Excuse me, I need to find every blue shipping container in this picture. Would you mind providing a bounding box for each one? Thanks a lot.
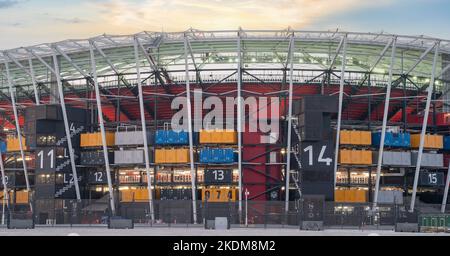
[372,132,410,148]
[0,141,6,153]
[444,136,450,150]
[200,148,236,164]
[155,130,189,145]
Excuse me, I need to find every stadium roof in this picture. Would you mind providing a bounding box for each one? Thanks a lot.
[1,29,450,93]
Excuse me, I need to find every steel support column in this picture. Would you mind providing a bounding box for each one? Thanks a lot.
[373,37,397,209]
[184,35,198,224]
[134,37,155,223]
[52,53,81,200]
[89,41,116,215]
[410,42,440,212]
[3,60,31,192]
[237,31,243,216]
[28,58,40,105]
[0,150,9,225]
[442,164,450,213]
[285,33,295,213]
[333,34,348,188]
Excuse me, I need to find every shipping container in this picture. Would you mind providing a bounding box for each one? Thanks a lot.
[372,132,411,148]
[444,136,450,150]
[340,130,371,146]
[199,130,237,144]
[114,150,149,165]
[411,134,443,149]
[155,130,189,145]
[0,140,6,153]
[334,189,367,203]
[199,148,236,164]
[372,151,412,166]
[154,148,190,164]
[115,129,154,146]
[15,190,29,204]
[374,190,404,204]
[410,152,444,167]
[80,132,115,147]
[80,151,115,165]
[339,149,372,165]
[6,137,27,152]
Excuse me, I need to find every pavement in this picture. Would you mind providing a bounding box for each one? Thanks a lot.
[0,227,449,236]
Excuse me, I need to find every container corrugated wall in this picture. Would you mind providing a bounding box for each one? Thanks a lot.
[410,152,444,167]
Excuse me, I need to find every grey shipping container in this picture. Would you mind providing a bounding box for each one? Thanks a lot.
[410,152,444,167]
[373,151,412,166]
[374,191,403,204]
[114,149,153,165]
[115,130,154,146]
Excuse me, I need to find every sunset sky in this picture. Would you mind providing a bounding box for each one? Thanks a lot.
[0,0,449,49]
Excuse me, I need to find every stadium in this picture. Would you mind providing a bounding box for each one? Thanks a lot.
[0,29,449,231]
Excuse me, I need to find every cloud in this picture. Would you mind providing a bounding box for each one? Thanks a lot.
[53,17,89,24]
[0,0,18,8]
[87,0,394,32]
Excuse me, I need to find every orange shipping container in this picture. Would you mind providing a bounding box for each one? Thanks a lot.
[154,149,190,164]
[334,190,346,202]
[120,190,135,202]
[411,134,443,149]
[335,189,367,203]
[340,131,371,146]
[354,190,367,203]
[15,190,29,204]
[200,130,237,144]
[339,150,352,164]
[6,137,27,152]
[155,149,166,164]
[81,132,115,147]
[340,131,352,145]
[176,148,190,163]
[360,150,373,165]
[221,130,238,144]
[339,149,372,165]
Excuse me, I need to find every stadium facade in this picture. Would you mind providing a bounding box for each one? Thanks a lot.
[0,29,449,227]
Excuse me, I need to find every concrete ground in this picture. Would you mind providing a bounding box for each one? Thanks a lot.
[0,227,448,236]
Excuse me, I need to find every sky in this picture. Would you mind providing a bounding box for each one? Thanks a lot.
[0,0,449,50]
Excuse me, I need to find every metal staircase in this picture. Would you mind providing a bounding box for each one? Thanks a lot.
[56,125,85,146]
[290,119,303,210]
[55,176,82,198]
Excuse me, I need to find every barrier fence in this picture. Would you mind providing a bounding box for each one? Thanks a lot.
[1,199,449,230]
